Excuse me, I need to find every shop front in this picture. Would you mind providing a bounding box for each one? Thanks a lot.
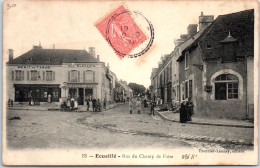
[67,83,98,105]
[14,84,61,102]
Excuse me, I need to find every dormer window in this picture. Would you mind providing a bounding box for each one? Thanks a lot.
[46,58,50,62]
[206,44,212,49]
[28,58,32,62]
[220,31,238,62]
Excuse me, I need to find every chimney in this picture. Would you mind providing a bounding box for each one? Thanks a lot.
[8,49,13,63]
[180,34,188,41]
[187,24,198,38]
[107,63,110,69]
[97,55,100,61]
[199,11,214,31]
[88,47,96,58]
[174,39,184,47]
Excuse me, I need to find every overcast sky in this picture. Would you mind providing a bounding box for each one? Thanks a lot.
[3,0,256,88]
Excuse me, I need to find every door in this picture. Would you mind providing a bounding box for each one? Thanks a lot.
[78,88,84,105]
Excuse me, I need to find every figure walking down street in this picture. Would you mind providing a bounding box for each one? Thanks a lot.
[86,98,90,111]
[96,99,101,112]
[150,100,156,116]
[129,99,133,114]
[180,102,187,123]
[186,98,194,121]
[136,98,141,114]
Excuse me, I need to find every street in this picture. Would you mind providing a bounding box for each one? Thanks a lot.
[6,103,254,150]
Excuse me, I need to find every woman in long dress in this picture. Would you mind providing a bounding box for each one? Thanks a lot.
[180,102,187,123]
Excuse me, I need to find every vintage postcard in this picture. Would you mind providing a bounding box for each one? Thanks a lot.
[2,0,259,166]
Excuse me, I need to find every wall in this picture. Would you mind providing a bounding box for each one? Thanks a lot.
[247,56,254,119]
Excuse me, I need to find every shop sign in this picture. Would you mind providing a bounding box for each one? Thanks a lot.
[68,64,96,68]
[67,83,97,88]
[17,66,50,69]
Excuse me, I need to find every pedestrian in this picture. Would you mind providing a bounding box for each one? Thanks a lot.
[144,99,147,108]
[103,98,106,109]
[97,99,101,112]
[179,101,187,123]
[8,99,11,107]
[10,99,13,107]
[67,96,71,109]
[74,97,78,109]
[186,97,194,121]
[129,99,133,114]
[150,100,156,116]
[92,98,97,112]
[48,94,51,103]
[136,98,141,114]
[86,98,90,111]
[71,97,75,110]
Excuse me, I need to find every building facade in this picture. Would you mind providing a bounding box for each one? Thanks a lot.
[7,46,116,106]
[151,9,254,119]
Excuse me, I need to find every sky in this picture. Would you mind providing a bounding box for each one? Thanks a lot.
[3,0,257,88]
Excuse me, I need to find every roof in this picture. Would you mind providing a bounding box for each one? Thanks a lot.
[8,47,100,65]
[179,9,254,61]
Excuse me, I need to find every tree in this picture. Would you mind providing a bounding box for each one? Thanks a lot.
[128,83,146,96]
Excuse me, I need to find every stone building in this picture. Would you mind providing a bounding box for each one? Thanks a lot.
[6,46,116,105]
[150,9,254,119]
[177,9,254,119]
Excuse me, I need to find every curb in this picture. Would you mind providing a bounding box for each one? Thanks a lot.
[155,110,254,128]
[155,111,253,146]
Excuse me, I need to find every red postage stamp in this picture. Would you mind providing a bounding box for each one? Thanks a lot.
[95,5,148,58]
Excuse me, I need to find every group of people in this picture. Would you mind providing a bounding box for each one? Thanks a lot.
[179,98,194,123]
[8,99,14,107]
[85,98,102,112]
[66,96,78,110]
[129,98,142,114]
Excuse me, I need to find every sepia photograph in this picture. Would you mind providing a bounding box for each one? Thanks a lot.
[2,0,258,166]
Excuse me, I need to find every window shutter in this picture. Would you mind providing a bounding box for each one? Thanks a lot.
[68,71,70,82]
[93,71,95,82]
[27,71,30,81]
[53,71,55,81]
[83,71,85,82]
[11,71,14,81]
[78,71,80,82]
[21,71,24,81]
[42,71,45,81]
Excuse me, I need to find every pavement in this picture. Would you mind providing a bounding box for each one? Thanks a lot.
[7,102,125,112]
[6,102,254,149]
[155,110,254,128]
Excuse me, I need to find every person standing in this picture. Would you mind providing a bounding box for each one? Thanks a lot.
[129,99,133,114]
[92,98,97,112]
[71,97,75,110]
[136,98,141,114]
[150,100,156,116]
[86,98,90,111]
[103,98,106,109]
[144,99,147,108]
[179,102,187,123]
[48,94,51,103]
[186,98,194,121]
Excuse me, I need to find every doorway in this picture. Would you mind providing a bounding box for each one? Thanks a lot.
[78,88,84,105]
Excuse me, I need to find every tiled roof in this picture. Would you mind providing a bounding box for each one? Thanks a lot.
[8,48,100,65]
[181,9,254,60]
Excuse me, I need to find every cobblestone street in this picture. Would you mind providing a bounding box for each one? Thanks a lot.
[6,103,254,151]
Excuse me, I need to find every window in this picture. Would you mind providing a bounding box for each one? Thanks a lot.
[15,70,24,81]
[46,71,53,81]
[207,44,212,49]
[189,80,192,98]
[215,74,238,100]
[30,70,37,81]
[12,71,14,81]
[85,70,93,82]
[185,81,188,99]
[71,70,78,82]
[185,52,189,70]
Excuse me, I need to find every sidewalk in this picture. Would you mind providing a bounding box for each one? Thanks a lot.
[156,110,254,128]
[7,102,125,112]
